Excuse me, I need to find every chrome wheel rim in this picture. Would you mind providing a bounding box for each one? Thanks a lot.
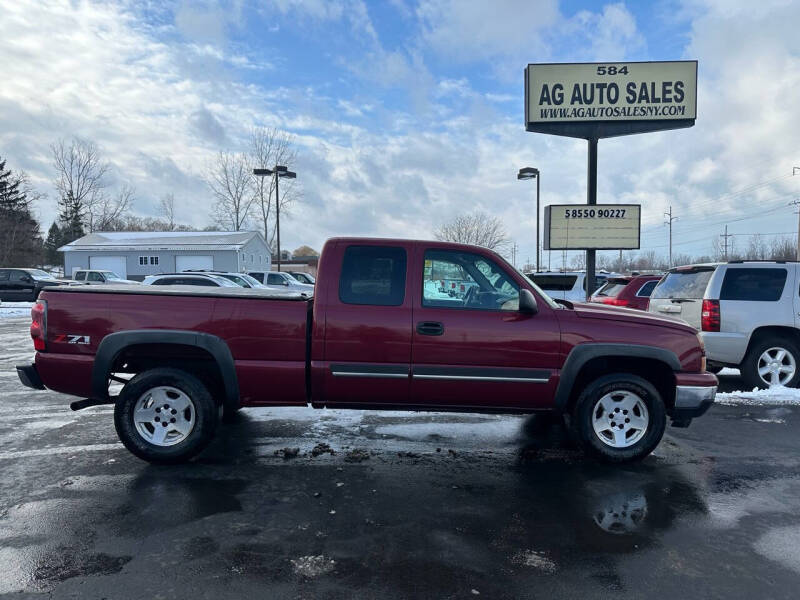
[591,390,649,448]
[133,386,196,447]
[757,347,796,387]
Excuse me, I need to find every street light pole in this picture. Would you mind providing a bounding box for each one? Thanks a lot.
[518,167,540,272]
[253,165,296,273]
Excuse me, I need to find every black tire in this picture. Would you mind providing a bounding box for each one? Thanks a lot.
[740,338,800,390]
[114,368,219,464]
[572,373,666,463]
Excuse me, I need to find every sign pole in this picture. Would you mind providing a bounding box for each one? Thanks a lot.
[586,137,598,300]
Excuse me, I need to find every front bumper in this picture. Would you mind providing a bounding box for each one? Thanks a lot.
[671,384,716,425]
[16,364,45,390]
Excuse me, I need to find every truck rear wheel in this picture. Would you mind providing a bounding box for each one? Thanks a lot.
[114,368,219,464]
[572,374,666,463]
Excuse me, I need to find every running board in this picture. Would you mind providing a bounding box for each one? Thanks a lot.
[70,398,116,411]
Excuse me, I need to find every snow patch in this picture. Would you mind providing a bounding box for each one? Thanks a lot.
[0,302,33,319]
[290,555,335,577]
[754,526,800,574]
[716,386,800,406]
[511,550,557,573]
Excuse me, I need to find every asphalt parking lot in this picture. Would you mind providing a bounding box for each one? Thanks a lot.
[2,316,800,599]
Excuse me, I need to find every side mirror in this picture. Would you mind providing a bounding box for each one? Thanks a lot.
[519,289,538,315]
[283,281,289,286]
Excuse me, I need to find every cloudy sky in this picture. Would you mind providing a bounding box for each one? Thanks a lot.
[1,0,798,266]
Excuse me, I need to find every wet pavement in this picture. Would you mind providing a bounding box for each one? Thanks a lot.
[2,317,800,599]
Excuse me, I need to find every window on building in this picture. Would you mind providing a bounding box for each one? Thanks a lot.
[339,245,407,306]
[150,256,159,266]
[139,256,147,266]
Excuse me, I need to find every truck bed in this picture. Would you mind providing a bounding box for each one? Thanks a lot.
[36,285,312,406]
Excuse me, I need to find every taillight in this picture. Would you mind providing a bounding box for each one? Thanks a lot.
[602,297,630,307]
[30,300,47,351]
[701,299,720,332]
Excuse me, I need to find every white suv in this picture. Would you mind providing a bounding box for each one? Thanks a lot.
[526,271,611,302]
[648,261,800,389]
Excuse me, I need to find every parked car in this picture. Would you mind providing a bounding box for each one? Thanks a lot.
[17,237,716,464]
[0,268,66,301]
[648,261,800,388]
[288,271,315,285]
[142,273,240,287]
[249,270,314,295]
[74,270,140,285]
[526,271,610,302]
[591,275,663,310]
[180,270,267,289]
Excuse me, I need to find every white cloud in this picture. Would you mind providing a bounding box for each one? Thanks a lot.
[417,0,559,62]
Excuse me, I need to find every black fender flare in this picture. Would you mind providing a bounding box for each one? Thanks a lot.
[92,330,239,412]
[554,343,681,411]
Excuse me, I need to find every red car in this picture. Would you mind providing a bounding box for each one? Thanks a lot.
[16,238,715,464]
[591,275,663,310]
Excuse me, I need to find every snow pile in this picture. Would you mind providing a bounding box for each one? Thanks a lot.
[0,302,32,318]
[716,386,800,406]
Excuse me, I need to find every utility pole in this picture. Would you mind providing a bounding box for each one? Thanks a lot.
[791,199,800,260]
[511,242,518,266]
[664,205,677,268]
[720,225,733,260]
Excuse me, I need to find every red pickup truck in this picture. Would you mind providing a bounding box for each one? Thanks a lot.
[16,238,717,464]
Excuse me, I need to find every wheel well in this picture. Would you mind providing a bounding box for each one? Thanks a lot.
[111,343,225,405]
[566,356,675,414]
[746,326,800,355]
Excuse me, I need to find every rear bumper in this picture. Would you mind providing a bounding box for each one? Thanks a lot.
[16,364,45,390]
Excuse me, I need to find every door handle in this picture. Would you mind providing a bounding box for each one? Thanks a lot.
[417,321,444,336]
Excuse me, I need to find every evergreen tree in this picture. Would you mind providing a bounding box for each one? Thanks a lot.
[44,222,62,266]
[0,157,25,212]
[0,156,43,267]
[57,192,86,244]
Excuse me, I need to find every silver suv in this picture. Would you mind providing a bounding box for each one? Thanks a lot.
[648,261,799,388]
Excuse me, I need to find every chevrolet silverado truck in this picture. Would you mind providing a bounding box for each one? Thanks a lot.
[16,238,717,464]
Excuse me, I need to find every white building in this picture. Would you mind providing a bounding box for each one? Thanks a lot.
[60,231,271,281]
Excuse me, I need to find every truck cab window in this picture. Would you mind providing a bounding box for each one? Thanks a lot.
[339,245,406,306]
[75,271,86,281]
[422,250,519,311]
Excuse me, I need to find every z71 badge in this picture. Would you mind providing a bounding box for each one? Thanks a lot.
[53,334,91,345]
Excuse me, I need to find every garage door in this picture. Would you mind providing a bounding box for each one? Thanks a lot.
[89,256,127,279]
[176,255,214,272]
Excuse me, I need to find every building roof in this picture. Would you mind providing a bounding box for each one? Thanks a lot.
[59,231,265,252]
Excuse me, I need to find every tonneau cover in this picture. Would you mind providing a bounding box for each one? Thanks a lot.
[44,284,311,301]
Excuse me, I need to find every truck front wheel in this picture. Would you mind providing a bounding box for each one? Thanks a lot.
[572,374,666,463]
[114,368,219,464]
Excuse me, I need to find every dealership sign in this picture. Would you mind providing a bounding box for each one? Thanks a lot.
[525,61,697,137]
[543,204,641,250]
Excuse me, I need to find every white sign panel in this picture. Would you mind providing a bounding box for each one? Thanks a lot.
[526,61,697,124]
[544,205,641,250]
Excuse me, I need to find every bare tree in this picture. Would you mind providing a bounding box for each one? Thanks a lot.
[51,138,111,232]
[159,193,176,231]
[434,212,510,251]
[207,151,254,231]
[93,184,135,231]
[250,127,299,247]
